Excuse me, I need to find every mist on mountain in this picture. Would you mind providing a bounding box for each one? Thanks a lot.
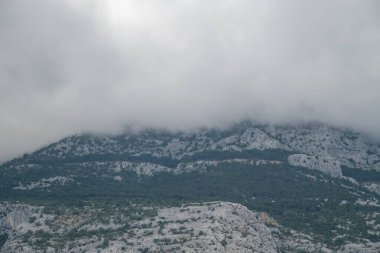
[1,0,380,162]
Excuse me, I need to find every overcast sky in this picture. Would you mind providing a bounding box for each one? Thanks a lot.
[1,0,380,162]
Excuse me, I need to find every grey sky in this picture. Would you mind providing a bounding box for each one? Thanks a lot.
[1,0,380,162]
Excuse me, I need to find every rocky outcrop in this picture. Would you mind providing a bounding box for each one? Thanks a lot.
[362,182,380,195]
[13,176,73,190]
[25,122,379,175]
[266,124,380,171]
[288,154,342,177]
[1,201,380,253]
[0,204,34,231]
[0,202,281,253]
[0,203,37,252]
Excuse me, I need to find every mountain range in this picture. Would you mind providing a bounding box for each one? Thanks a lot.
[1,121,380,252]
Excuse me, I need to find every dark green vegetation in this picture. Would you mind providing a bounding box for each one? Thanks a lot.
[0,234,8,249]
[0,149,292,201]
[1,149,380,248]
[342,166,380,182]
[5,149,292,169]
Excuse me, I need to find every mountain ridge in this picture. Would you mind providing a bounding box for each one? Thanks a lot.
[1,121,380,252]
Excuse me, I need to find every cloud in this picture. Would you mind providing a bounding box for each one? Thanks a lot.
[1,0,380,161]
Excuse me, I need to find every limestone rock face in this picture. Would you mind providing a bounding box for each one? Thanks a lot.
[2,201,378,253]
[362,182,380,195]
[1,122,380,252]
[0,204,34,231]
[288,154,342,177]
[0,202,281,253]
[30,123,379,172]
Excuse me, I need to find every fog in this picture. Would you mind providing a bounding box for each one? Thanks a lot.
[1,0,380,162]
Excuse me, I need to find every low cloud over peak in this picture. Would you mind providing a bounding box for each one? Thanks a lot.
[1,0,380,161]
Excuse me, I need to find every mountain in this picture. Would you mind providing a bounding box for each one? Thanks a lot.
[1,121,380,252]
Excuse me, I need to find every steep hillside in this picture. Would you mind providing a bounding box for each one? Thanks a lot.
[1,122,380,252]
